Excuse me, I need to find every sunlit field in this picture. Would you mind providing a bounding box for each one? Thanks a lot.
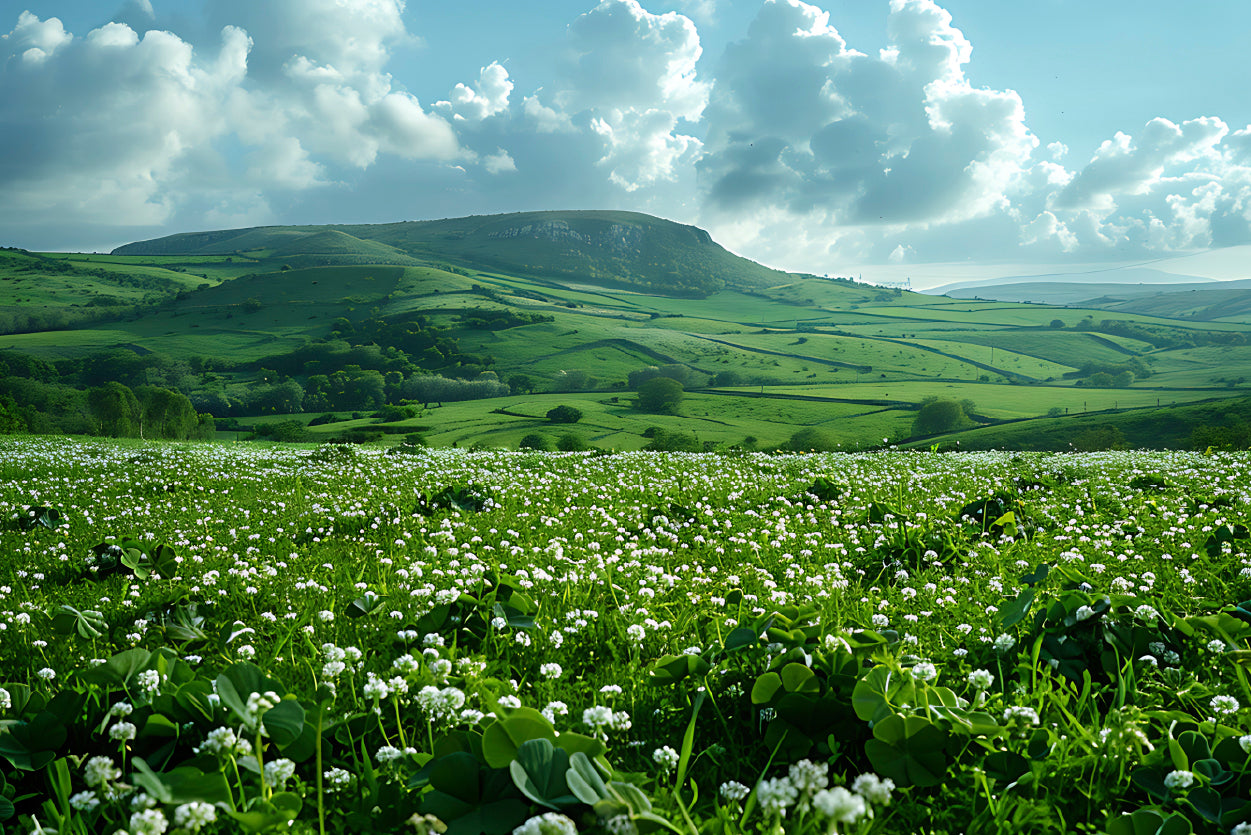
[2,438,1250,834]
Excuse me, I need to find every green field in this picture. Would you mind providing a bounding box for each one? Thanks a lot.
[5,210,1251,452]
[2,438,1251,833]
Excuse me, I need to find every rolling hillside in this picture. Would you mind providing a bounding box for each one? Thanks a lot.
[3,211,1251,451]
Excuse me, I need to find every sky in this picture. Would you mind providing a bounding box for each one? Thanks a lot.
[3,0,1251,285]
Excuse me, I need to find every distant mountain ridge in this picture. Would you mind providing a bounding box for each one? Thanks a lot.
[112,210,789,298]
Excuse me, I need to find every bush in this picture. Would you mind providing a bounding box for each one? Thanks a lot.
[636,377,684,414]
[556,432,589,452]
[645,428,701,452]
[307,413,342,427]
[546,405,583,424]
[913,399,973,436]
[519,433,551,451]
[786,427,838,452]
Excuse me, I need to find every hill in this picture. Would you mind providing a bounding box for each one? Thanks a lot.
[3,212,1251,451]
[113,210,792,298]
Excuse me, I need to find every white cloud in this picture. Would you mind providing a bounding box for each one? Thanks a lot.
[483,148,517,174]
[440,61,513,122]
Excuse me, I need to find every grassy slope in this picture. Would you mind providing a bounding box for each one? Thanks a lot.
[6,211,1251,449]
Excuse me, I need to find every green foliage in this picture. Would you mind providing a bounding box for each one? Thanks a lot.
[912,398,973,437]
[545,405,582,424]
[635,377,684,414]
[786,427,838,452]
[518,434,550,451]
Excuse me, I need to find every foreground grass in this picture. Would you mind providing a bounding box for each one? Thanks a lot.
[1,439,1250,834]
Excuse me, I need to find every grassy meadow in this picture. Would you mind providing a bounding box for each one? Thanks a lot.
[2,438,1251,834]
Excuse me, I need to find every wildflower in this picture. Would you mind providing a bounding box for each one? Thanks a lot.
[37,667,56,681]
[1211,695,1240,716]
[653,746,680,773]
[236,644,256,660]
[757,775,799,817]
[605,815,638,835]
[720,781,750,803]
[324,767,355,793]
[1074,605,1095,622]
[377,745,414,763]
[129,808,169,835]
[174,801,218,832]
[512,812,578,835]
[264,758,297,788]
[69,791,100,812]
[1209,639,1227,653]
[137,669,163,697]
[1002,705,1040,732]
[813,786,868,825]
[912,662,938,682]
[541,701,569,723]
[196,726,251,757]
[1234,823,1251,835]
[109,721,138,741]
[583,705,614,729]
[363,674,391,701]
[540,662,563,680]
[852,773,895,806]
[498,694,522,709]
[109,701,135,717]
[84,755,121,788]
[967,669,994,690]
[993,634,1015,653]
[318,610,335,622]
[1239,734,1251,754]
[0,687,10,711]
[626,624,646,644]
[1164,770,1195,791]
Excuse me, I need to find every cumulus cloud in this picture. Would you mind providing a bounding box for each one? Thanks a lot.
[696,0,1038,266]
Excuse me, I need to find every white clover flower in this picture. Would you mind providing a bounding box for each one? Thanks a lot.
[582,705,613,729]
[37,667,56,681]
[1240,734,1251,754]
[1233,822,1251,835]
[318,610,335,622]
[540,662,563,680]
[376,745,409,763]
[993,634,1016,653]
[0,687,11,712]
[129,808,169,835]
[196,726,250,757]
[1002,705,1040,729]
[512,812,578,835]
[109,721,137,741]
[541,701,569,723]
[626,624,646,644]
[967,669,994,690]
[912,662,938,682]
[323,767,354,793]
[174,801,217,832]
[323,660,347,679]
[498,694,522,709]
[788,759,828,795]
[756,775,799,817]
[264,758,296,788]
[1211,695,1240,716]
[813,786,867,824]
[1074,605,1096,622]
[363,674,391,701]
[69,790,100,812]
[136,670,164,698]
[109,701,134,718]
[84,755,121,788]
[1164,770,1195,791]
[236,644,256,660]
[852,773,895,806]
[392,654,422,674]
[653,746,680,772]
[720,781,750,803]
[871,614,889,628]
[1209,639,1227,653]
[605,814,638,835]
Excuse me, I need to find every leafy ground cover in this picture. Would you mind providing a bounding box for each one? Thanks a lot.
[2,439,1251,834]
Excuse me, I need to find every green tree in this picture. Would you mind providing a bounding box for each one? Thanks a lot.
[787,427,837,452]
[636,377,684,414]
[136,386,199,440]
[519,433,550,451]
[546,405,583,424]
[912,398,973,437]
[87,381,141,437]
[556,432,589,451]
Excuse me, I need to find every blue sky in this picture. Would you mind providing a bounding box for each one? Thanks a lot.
[4,0,1251,281]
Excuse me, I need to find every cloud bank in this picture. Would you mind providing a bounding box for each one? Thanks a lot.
[1,0,1250,266]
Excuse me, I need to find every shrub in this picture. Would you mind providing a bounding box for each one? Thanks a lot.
[645,428,701,452]
[786,427,838,452]
[556,432,589,452]
[636,377,684,414]
[545,405,583,424]
[913,398,973,436]
[519,433,551,451]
